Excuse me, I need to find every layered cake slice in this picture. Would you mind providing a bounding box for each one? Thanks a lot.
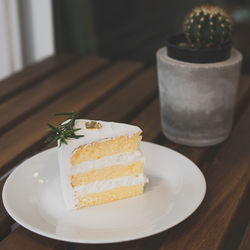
[58,119,148,209]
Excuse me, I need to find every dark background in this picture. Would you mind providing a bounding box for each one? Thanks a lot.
[52,0,250,73]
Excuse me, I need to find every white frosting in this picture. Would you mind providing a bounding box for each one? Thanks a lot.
[58,119,144,210]
[74,174,148,195]
[63,119,142,153]
[71,151,144,175]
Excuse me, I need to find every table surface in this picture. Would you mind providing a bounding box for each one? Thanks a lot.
[0,55,249,250]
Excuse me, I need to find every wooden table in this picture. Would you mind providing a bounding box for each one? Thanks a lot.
[0,55,249,250]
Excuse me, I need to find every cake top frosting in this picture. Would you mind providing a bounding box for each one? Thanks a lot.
[59,119,142,150]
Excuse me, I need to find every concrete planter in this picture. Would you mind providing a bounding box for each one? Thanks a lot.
[156,47,242,146]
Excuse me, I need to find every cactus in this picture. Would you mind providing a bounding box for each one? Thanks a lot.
[183,5,233,49]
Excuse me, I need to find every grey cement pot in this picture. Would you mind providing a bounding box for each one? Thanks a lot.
[156,47,242,147]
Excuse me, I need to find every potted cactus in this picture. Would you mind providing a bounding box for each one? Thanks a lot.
[156,5,242,146]
[167,5,233,63]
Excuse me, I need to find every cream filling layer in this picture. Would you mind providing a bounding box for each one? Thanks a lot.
[71,151,145,175]
[74,174,148,195]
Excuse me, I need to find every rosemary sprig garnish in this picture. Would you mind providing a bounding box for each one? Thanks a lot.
[45,112,84,147]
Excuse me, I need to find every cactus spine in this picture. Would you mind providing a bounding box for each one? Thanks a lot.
[183,5,233,49]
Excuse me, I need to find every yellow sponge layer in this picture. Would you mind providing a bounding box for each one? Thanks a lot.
[71,160,143,187]
[76,184,144,208]
[71,133,141,166]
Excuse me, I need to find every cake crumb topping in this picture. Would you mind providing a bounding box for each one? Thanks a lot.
[85,121,102,129]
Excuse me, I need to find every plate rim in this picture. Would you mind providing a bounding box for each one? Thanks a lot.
[2,141,206,244]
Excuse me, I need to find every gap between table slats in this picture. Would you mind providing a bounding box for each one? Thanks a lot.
[238,220,250,250]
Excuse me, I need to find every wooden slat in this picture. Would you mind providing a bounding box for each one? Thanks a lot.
[0,177,13,239]
[158,104,250,250]
[0,227,66,250]
[238,222,250,250]
[234,75,250,123]
[0,55,75,102]
[131,98,161,142]
[0,61,143,176]
[75,240,146,250]
[221,182,250,250]
[0,57,109,135]
[86,67,157,122]
[76,234,167,250]
[75,244,105,250]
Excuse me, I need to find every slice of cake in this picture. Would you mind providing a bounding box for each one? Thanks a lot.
[58,119,148,209]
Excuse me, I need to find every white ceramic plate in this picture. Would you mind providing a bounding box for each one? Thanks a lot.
[3,141,206,243]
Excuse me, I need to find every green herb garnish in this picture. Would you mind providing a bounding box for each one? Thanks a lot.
[45,112,84,146]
